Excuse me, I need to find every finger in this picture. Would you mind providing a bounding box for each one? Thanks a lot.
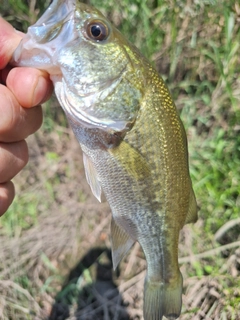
[0,140,28,183]
[6,67,53,108]
[0,64,11,85]
[0,17,22,69]
[0,181,15,216]
[0,85,43,142]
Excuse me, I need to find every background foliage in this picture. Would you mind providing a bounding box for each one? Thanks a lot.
[0,0,240,319]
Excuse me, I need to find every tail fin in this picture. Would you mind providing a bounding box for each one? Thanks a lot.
[144,272,183,320]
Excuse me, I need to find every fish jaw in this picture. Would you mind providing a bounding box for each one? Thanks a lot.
[12,0,77,74]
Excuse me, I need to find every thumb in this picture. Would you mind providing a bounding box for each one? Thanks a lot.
[0,17,22,69]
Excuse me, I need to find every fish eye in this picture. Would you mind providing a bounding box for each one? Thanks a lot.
[86,20,109,41]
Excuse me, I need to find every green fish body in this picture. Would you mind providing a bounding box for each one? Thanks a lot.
[12,1,197,319]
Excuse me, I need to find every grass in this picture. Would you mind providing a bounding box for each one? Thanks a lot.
[0,0,240,319]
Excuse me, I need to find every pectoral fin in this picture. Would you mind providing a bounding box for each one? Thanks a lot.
[83,152,102,202]
[111,218,135,270]
[185,188,198,224]
[109,140,150,181]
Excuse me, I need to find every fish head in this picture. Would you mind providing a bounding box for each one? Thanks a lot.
[12,0,145,133]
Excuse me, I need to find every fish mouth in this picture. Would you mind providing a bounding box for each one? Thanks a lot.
[11,0,77,71]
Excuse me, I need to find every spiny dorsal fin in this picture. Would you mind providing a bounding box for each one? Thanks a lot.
[185,188,198,224]
[111,218,135,270]
[83,152,102,202]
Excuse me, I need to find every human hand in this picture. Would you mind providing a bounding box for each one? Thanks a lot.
[0,17,53,216]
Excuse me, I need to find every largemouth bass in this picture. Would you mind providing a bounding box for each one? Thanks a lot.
[12,1,198,319]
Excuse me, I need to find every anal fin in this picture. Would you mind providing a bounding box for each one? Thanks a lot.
[111,218,135,270]
[83,152,102,202]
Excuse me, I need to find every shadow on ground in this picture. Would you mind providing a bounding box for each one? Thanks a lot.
[49,247,130,320]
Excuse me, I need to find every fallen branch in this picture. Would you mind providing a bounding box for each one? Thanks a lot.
[214,218,240,242]
[179,240,240,264]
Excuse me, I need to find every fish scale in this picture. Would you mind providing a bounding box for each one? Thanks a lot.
[12,1,197,319]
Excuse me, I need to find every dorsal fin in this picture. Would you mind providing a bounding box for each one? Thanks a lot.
[83,152,102,202]
[185,188,198,224]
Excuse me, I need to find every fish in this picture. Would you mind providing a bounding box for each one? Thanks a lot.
[12,1,198,319]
